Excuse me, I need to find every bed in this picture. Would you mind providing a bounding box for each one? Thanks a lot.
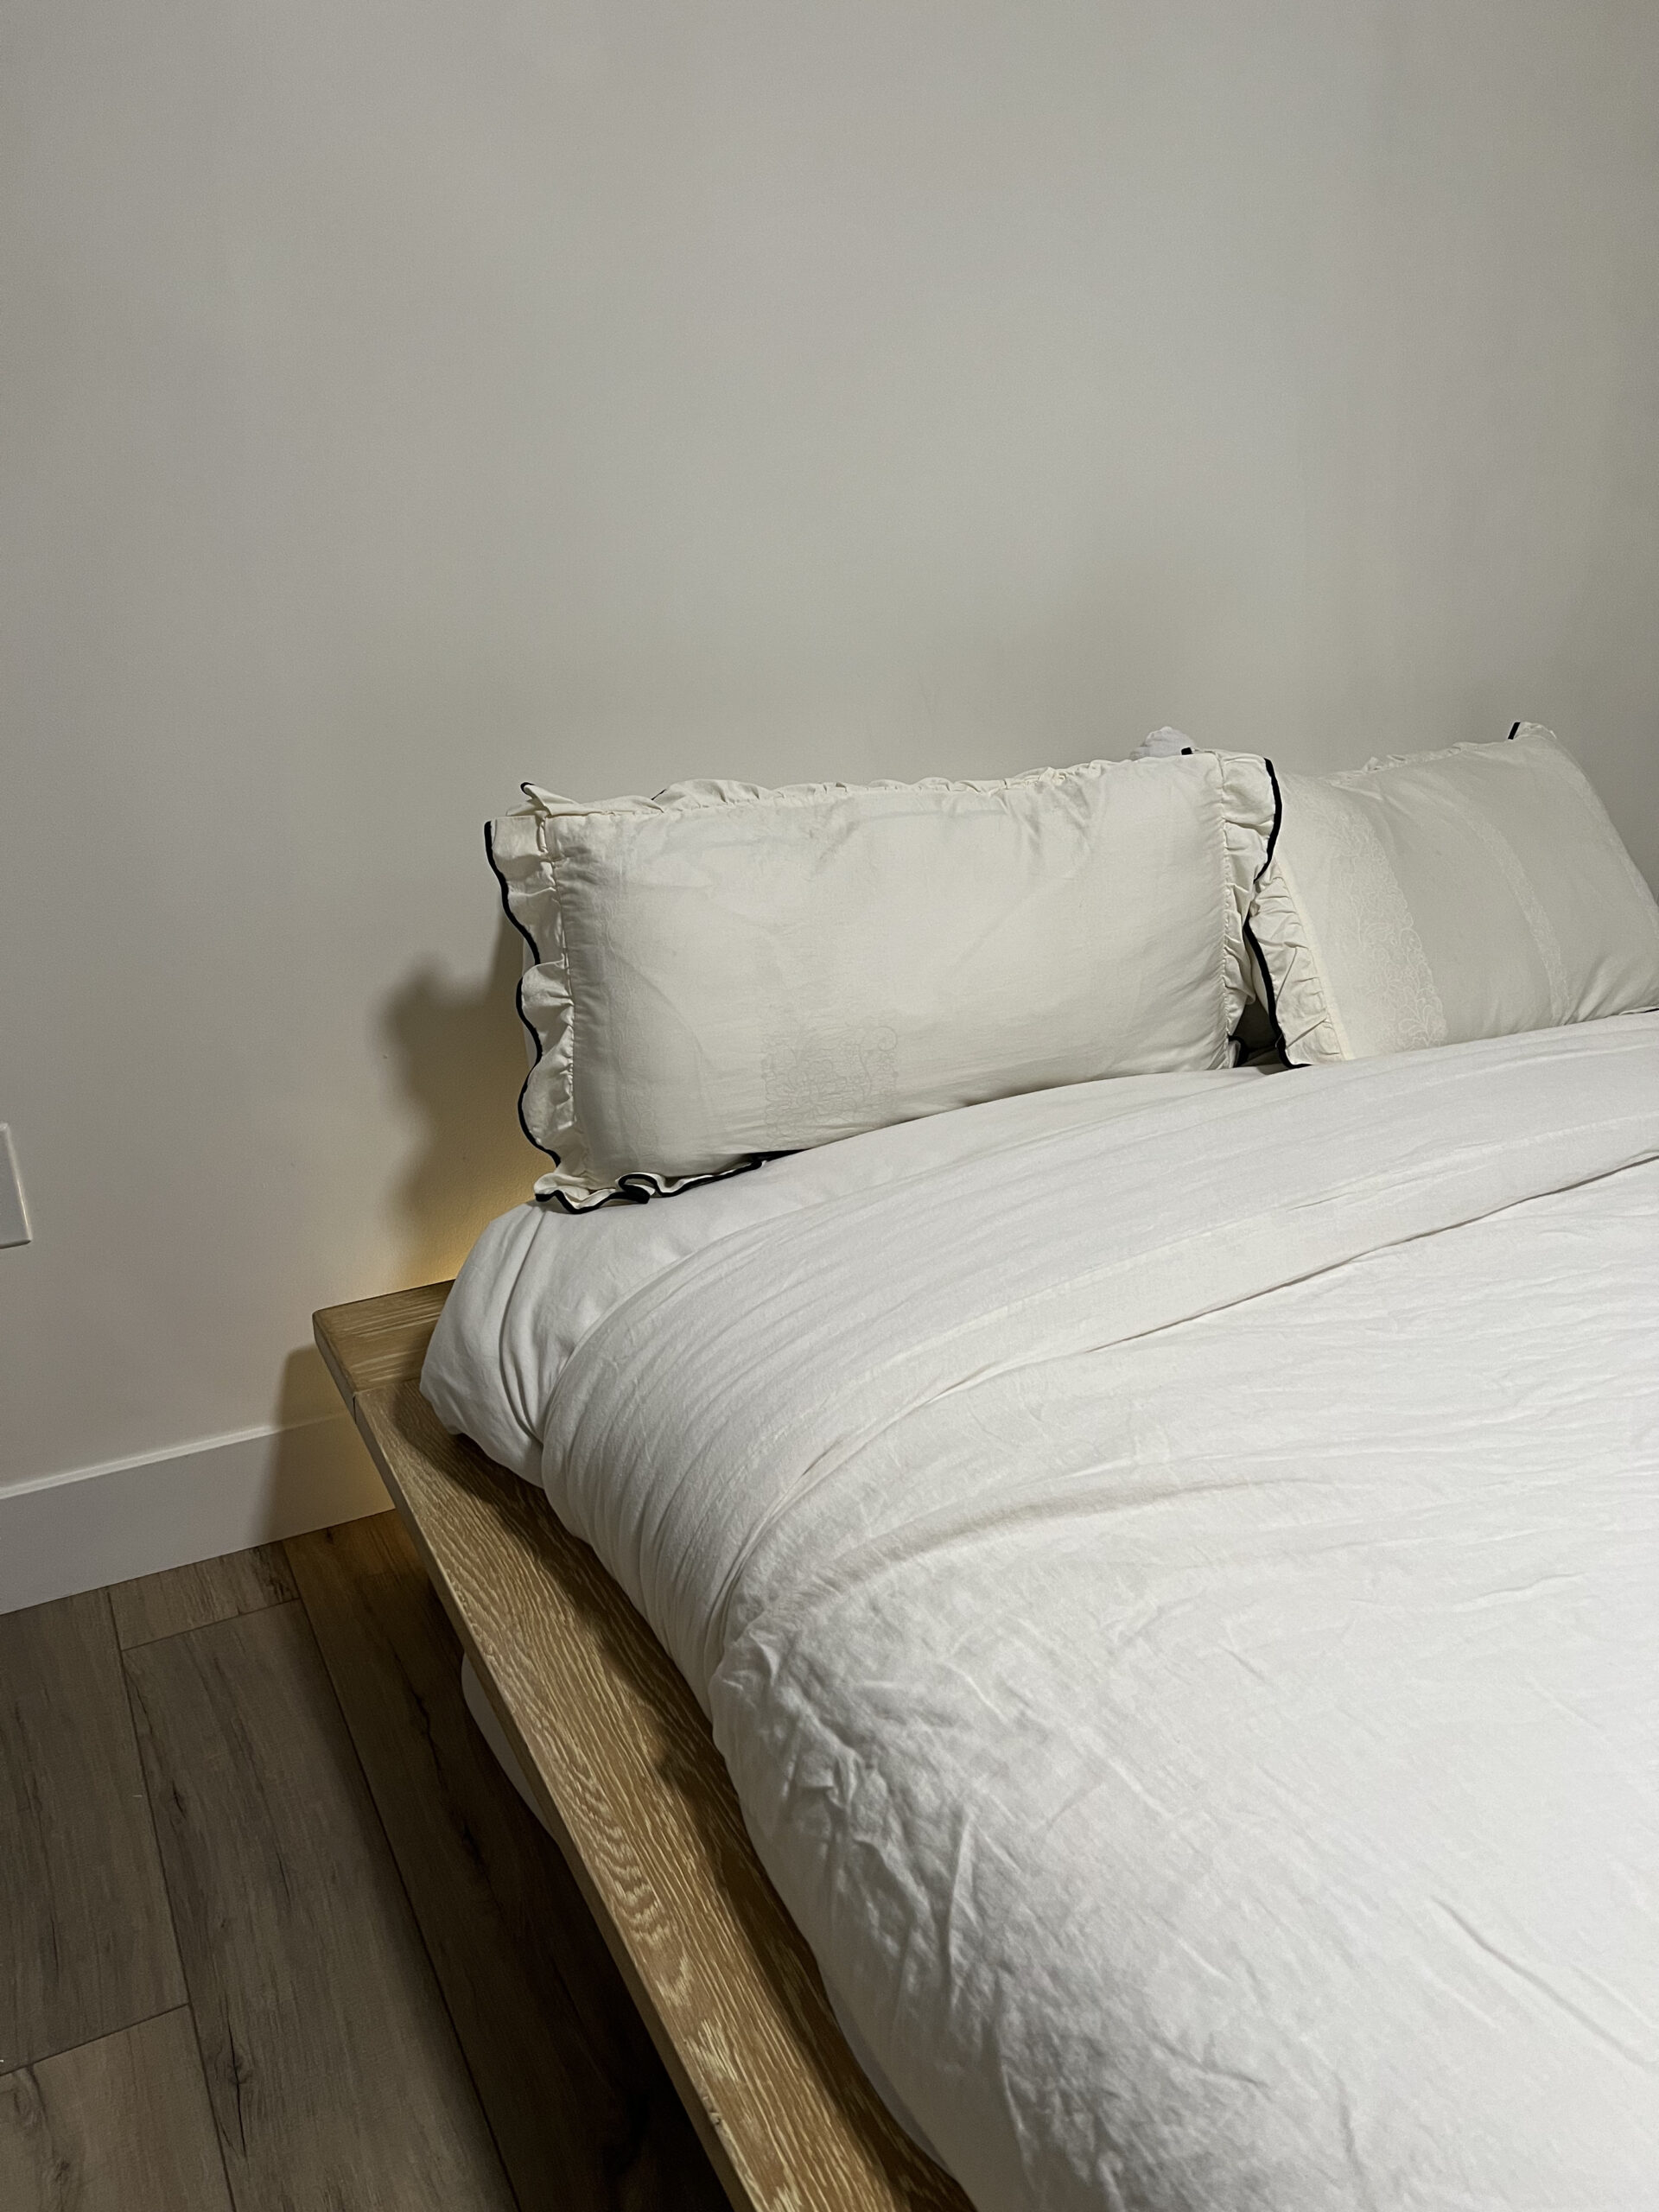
[325,1018,1658,2210]
[321,733,1659,2209]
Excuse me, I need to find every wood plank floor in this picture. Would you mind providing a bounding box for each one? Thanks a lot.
[109,1544,297,1649]
[0,1589,186,2070]
[0,2010,232,2212]
[0,1521,726,2212]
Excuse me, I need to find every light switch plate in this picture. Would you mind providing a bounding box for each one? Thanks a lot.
[0,1126,32,1247]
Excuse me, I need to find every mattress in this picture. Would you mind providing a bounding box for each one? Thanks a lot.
[425,1021,1659,2211]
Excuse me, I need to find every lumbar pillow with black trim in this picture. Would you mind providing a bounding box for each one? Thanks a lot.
[487,753,1278,1208]
[1248,725,1659,1065]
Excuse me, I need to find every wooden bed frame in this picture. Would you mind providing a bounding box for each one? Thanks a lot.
[315,1282,971,2212]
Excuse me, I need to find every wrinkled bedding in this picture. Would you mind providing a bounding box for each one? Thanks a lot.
[424,1020,1659,2211]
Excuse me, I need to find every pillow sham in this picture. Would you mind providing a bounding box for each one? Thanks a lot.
[1249,724,1659,1065]
[487,753,1278,1207]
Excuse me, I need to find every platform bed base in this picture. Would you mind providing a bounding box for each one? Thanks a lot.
[315,1283,968,2212]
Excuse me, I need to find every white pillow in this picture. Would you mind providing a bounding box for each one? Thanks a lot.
[1249,725,1659,1065]
[487,753,1277,1207]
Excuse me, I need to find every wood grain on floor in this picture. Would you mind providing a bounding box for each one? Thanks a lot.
[109,1545,297,1649]
[124,1600,517,2212]
[0,1591,186,2071]
[0,2008,232,2212]
[287,1511,726,2212]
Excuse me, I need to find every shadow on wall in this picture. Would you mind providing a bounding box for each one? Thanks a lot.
[382,914,545,1284]
[263,1344,391,1534]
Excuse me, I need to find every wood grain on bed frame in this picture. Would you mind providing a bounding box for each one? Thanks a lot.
[315,1285,969,2212]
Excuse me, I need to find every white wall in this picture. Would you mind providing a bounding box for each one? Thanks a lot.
[3,3,1657,1562]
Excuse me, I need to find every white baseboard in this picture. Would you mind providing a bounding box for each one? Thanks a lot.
[0,1415,391,1617]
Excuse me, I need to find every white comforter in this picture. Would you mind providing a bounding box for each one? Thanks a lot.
[425,1020,1659,2211]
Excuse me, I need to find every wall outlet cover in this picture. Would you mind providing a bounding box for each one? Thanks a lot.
[0,1126,32,1247]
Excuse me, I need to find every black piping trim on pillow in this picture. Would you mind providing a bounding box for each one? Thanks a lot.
[483,818,562,1167]
[1242,914,1287,1064]
[1260,755,1283,871]
[538,1150,790,1215]
[1233,756,1291,1065]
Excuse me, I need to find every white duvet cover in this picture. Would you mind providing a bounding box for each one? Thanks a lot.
[424,1021,1659,2212]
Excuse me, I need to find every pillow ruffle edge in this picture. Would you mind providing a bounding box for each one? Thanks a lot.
[1217,750,1281,1055]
